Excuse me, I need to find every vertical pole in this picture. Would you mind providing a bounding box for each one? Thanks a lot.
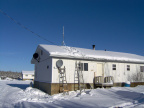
[62,26,65,46]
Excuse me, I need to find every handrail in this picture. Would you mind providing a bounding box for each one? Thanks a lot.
[94,76,103,84]
[104,76,114,83]
[94,76,114,84]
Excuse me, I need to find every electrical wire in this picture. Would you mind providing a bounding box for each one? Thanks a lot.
[0,9,57,45]
[0,9,82,56]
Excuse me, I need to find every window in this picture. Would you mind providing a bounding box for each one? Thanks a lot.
[78,63,88,71]
[140,66,144,72]
[127,65,130,71]
[32,75,34,77]
[25,74,28,76]
[78,63,83,71]
[112,64,116,70]
[84,63,88,71]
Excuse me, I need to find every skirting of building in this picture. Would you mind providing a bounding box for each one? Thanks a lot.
[34,81,94,95]
[34,81,144,95]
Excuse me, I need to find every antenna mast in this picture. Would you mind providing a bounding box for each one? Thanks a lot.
[62,26,65,46]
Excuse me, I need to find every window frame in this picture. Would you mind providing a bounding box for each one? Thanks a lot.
[112,64,116,70]
[127,65,130,71]
[78,63,83,71]
[79,63,88,71]
[25,74,28,76]
[140,66,144,72]
[84,63,88,71]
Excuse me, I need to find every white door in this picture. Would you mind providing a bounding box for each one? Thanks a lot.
[96,63,103,76]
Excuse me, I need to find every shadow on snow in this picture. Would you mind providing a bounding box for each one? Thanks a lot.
[7,84,30,90]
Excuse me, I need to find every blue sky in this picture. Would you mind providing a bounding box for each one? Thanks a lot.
[0,0,144,72]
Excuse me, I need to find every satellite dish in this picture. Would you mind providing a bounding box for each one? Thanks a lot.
[56,60,63,68]
[33,53,39,59]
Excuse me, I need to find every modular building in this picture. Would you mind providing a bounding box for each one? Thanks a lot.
[22,70,34,80]
[31,44,144,95]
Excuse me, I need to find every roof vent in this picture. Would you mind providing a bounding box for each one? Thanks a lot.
[33,53,39,62]
[92,45,95,50]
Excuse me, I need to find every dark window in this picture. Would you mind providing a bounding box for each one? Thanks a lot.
[127,65,130,71]
[84,63,88,71]
[140,66,144,72]
[78,63,88,71]
[78,63,83,71]
[112,64,116,70]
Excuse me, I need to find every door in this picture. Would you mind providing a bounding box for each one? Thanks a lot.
[96,63,103,76]
[94,63,104,83]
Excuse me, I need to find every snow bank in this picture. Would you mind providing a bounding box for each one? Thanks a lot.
[21,87,79,103]
[1,80,144,108]
[21,87,51,103]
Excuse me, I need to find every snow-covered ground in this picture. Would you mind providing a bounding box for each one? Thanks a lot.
[1,79,144,108]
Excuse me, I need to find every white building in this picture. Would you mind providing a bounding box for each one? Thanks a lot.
[22,71,34,80]
[31,44,144,95]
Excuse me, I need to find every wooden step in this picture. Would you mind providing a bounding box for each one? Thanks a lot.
[63,90,69,92]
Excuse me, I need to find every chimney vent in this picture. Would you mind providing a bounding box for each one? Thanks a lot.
[92,45,95,50]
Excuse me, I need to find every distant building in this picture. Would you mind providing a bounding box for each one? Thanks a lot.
[22,71,34,80]
[31,44,144,95]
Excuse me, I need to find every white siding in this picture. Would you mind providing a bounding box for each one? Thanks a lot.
[52,58,97,83]
[52,58,144,83]
[34,48,52,83]
[52,58,75,83]
[104,63,144,82]
[32,45,144,84]
[22,71,34,80]
[35,58,52,83]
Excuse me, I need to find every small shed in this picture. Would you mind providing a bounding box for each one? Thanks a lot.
[22,70,34,80]
[31,44,144,95]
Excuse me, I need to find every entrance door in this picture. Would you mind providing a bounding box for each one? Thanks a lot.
[96,63,103,76]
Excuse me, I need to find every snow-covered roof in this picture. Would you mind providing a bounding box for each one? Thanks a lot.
[33,44,144,63]
[22,71,34,75]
